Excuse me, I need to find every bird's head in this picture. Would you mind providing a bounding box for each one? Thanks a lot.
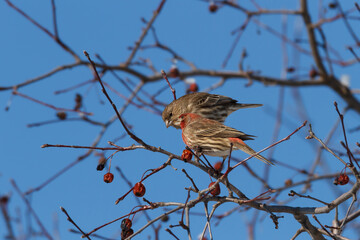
[162,102,182,129]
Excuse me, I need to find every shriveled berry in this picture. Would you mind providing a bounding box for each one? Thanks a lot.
[97,155,107,171]
[209,3,218,13]
[0,196,9,205]
[187,83,199,93]
[97,163,105,171]
[286,67,295,73]
[168,66,180,78]
[103,172,114,183]
[328,3,337,8]
[309,68,318,78]
[121,218,132,231]
[56,112,67,120]
[133,182,146,197]
[161,215,169,222]
[284,179,293,187]
[75,93,82,103]
[208,182,220,196]
[337,173,349,185]
[121,228,134,239]
[74,94,82,110]
[181,149,193,161]
[213,161,223,172]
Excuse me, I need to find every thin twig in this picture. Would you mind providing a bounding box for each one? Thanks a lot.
[231,121,307,170]
[50,0,58,38]
[5,0,79,61]
[289,190,330,205]
[347,46,360,62]
[223,16,251,68]
[60,207,91,240]
[84,51,149,147]
[182,169,199,192]
[114,167,157,232]
[12,90,92,115]
[300,0,328,76]
[312,214,336,240]
[124,0,167,66]
[0,196,15,240]
[10,179,53,240]
[307,124,348,167]
[161,70,176,100]
[338,193,357,229]
[334,102,359,168]
[165,228,180,240]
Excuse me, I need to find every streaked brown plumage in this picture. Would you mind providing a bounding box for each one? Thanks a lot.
[162,92,262,129]
[179,113,273,165]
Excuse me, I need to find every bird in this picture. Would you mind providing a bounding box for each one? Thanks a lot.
[162,92,262,129]
[179,113,273,165]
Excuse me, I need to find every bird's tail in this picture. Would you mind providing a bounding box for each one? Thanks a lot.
[232,103,263,111]
[234,141,274,165]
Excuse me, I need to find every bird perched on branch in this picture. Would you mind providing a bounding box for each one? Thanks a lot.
[179,113,273,165]
[162,92,262,129]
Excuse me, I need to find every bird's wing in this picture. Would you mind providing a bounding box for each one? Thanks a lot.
[191,120,255,140]
[195,93,236,107]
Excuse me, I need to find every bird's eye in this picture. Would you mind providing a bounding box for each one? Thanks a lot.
[169,113,173,117]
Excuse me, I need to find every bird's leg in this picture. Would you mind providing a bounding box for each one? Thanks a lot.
[192,146,215,171]
[202,154,215,170]
[220,156,234,197]
[221,156,227,169]
[187,146,212,170]
[193,146,203,163]
[225,143,234,169]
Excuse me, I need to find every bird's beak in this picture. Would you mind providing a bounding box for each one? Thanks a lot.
[165,120,171,128]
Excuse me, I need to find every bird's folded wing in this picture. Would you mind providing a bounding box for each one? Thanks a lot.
[191,122,255,140]
[196,93,236,107]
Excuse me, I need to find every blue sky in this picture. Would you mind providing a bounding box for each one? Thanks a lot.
[1,0,360,239]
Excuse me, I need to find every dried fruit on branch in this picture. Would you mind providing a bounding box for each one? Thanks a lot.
[56,112,67,120]
[334,173,349,185]
[121,218,132,231]
[181,149,193,161]
[121,228,134,240]
[168,66,180,78]
[208,182,220,196]
[213,161,223,172]
[209,3,218,13]
[133,182,146,197]
[103,172,114,183]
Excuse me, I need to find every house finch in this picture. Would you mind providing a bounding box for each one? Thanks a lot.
[162,92,262,129]
[179,113,273,165]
